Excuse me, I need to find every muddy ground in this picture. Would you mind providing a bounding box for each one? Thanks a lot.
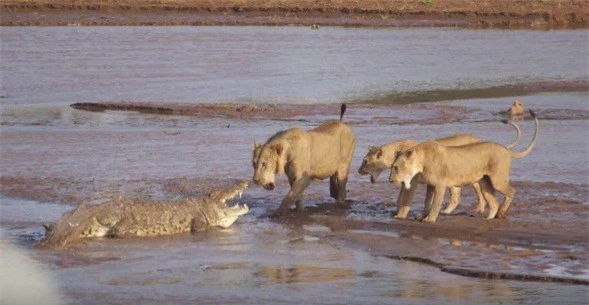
[2,100,588,286]
[1,0,588,28]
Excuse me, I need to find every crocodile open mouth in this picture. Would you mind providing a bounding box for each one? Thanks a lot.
[217,181,250,228]
[216,181,250,228]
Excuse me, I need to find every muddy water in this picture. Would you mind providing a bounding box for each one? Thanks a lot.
[1,26,588,304]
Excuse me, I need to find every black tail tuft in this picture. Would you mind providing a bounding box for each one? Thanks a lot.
[340,103,347,121]
[501,119,509,124]
[529,109,536,118]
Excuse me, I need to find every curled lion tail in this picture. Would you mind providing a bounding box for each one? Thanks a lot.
[340,103,347,122]
[510,109,539,159]
[501,119,521,149]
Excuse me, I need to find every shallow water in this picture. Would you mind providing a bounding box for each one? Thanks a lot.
[1,26,588,304]
[1,27,587,106]
[1,199,586,305]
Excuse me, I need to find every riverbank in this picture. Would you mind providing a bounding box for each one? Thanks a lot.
[1,0,588,28]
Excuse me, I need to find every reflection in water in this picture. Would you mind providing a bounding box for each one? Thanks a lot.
[255,265,356,285]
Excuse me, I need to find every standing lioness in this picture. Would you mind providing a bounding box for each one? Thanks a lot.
[359,121,521,218]
[390,110,538,223]
[252,104,356,217]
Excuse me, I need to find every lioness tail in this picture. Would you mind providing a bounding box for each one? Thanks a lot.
[510,109,538,159]
[340,103,347,122]
[500,119,521,149]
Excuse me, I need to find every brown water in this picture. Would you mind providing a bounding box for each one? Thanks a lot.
[1,26,588,304]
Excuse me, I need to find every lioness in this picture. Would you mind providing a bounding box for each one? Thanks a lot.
[390,110,538,223]
[252,104,355,217]
[358,121,521,217]
[508,99,525,119]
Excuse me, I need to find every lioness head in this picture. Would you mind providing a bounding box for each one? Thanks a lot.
[358,145,388,183]
[390,148,422,190]
[508,99,524,117]
[252,141,285,191]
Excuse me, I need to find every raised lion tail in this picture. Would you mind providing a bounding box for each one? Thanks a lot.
[510,109,539,159]
[340,103,347,122]
[501,119,521,149]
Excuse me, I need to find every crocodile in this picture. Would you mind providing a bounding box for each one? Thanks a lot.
[40,180,249,249]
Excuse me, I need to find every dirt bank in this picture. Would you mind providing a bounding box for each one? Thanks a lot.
[2,0,588,28]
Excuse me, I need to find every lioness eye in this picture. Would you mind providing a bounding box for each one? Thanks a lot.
[261,161,267,168]
[393,165,398,172]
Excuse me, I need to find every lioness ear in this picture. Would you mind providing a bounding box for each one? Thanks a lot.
[253,141,261,150]
[394,150,403,159]
[272,143,284,156]
[376,149,383,159]
[405,149,413,158]
[368,145,375,151]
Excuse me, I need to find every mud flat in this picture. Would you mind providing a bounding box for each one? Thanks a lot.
[1,0,588,28]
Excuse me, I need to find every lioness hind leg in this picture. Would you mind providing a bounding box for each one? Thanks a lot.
[496,185,515,219]
[472,182,487,214]
[335,168,350,205]
[478,177,499,219]
[329,175,339,200]
[441,186,461,215]
[336,176,348,205]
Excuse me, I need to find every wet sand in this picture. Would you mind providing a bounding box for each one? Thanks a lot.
[1,0,588,28]
[2,98,588,288]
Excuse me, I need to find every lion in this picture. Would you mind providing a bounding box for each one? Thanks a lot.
[358,121,522,218]
[390,109,538,223]
[508,99,525,119]
[252,104,355,217]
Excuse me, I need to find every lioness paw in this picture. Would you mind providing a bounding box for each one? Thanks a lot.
[422,216,436,223]
[497,211,508,219]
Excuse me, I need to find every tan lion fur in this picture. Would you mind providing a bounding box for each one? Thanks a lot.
[508,99,525,120]
[390,110,539,223]
[252,105,355,217]
[359,121,522,218]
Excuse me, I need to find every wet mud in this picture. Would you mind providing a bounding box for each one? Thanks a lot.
[1,0,588,28]
[2,99,588,287]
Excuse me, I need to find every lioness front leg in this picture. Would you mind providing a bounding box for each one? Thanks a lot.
[424,185,434,215]
[423,186,446,223]
[269,178,311,218]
